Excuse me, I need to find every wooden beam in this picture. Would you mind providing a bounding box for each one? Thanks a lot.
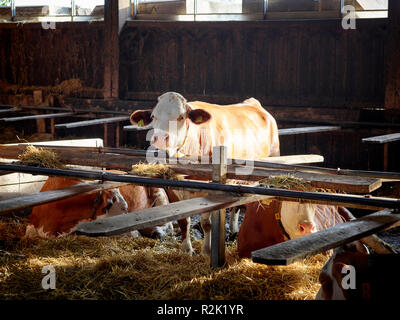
[211,146,227,268]
[362,132,400,144]
[0,112,76,122]
[0,145,382,193]
[104,0,119,98]
[0,181,129,215]
[0,164,399,211]
[278,126,341,136]
[251,209,400,265]
[385,0,400,110]
[54,116,129,129]
[75,194,271,236]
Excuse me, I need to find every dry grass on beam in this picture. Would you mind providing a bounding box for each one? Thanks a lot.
[0,214,328,300]
[131,163,182,181]
[18,145,66,170]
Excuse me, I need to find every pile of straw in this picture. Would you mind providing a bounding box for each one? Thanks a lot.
[0,213,327,300]
[131,163,182,180]
[258,175,315,192]
[18,145,65,169]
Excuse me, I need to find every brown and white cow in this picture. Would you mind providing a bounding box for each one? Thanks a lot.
[25,176,173,239]
[237,201,352,258]
[316,241,400,300]
[129,92,280,255]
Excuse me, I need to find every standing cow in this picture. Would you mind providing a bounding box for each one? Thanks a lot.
[25,176,173,239]
[129,92,281,255]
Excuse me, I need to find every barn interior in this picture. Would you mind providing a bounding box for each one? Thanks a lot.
[0,0,400,301]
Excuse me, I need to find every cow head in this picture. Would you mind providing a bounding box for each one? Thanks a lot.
[280,202,318,239]
[99,188,128,217]
[130,92,211,156]
[316,242,369,300]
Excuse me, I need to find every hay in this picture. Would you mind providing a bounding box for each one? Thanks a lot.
[258,175,316,192]
[18,145,65,169]
[131,163,182,180]
[53,79,83,96]
[0,214,327,300]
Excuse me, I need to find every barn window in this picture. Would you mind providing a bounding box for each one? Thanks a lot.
[0,0,104,22]
[131,0,388,21]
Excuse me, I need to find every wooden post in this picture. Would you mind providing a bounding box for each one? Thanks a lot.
[385,0,400,111]
[50,118,55,137]
[210,145,227,268]
[103,123,109,147]
[115,123,121,147]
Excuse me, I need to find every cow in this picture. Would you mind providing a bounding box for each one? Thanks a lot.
[237,200,352,258]
[237,199,395,258]
[129,92,280,255]
[316,241,400,300]
[25,176,173,239]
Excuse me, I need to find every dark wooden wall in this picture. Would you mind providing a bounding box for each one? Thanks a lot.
[119,19,387,108]
[0,22,105,89]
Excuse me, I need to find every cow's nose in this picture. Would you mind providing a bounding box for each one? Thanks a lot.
[298,223,316,235]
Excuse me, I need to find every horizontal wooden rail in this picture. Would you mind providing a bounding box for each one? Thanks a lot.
[76,194,270,236]
[278,126,341,136]
[0,112,76,122]
[362,133,400,144]
[0,181,128,215]
[0,164,398,210]
[54,116,130,129]
[251,209,400,265]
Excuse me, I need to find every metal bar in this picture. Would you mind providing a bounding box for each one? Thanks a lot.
[54,116,130,129]
[0,112,76,122]
[0,164,399,210]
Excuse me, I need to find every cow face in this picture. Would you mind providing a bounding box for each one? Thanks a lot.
[100,188,129,217]
[280,201,317,239]
[316,242,369,300]
[130,92,211,156]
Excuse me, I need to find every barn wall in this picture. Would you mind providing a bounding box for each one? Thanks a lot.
[119,19,387,108]
[0,22,105,92]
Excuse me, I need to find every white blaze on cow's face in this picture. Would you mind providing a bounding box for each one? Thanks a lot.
[130,92,212,157]
[280,201,317,239]
[149,92,188,155]
[102,189,128,217]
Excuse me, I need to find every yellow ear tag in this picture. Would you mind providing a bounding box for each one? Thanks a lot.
[138,119,144,127]
[262,199,273,206]
[195,116,203,123]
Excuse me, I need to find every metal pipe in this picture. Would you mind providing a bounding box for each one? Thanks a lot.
[0,163,399,209]
[11,0,15,21]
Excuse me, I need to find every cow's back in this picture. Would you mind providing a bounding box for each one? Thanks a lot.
[183,98,280,160]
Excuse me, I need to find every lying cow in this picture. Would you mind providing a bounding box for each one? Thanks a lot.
[237,200,352,258]
[25,176,173,239]
[129,92,280,255]
[316,241,400,300]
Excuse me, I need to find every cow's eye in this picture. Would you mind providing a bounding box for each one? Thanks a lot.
[151,115,155,120]
[177,115,184,121]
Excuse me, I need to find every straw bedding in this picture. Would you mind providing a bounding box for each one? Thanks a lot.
[18,145,66,169]
[0,213,327,300]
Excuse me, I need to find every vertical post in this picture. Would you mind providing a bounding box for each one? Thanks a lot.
[115,123,121,147]
[104,0,119,99]
[104,123,109,147]
[383,143,389,172]
[50,118,55,138]
[210,145,227,268]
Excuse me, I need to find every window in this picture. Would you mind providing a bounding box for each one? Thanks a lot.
[1,0,104,21]
[131,0,388,21]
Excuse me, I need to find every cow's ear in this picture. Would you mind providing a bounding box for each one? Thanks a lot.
[187,108,211,125]
[130,110,152,126]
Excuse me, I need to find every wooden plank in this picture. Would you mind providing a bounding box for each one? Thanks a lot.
[0,181,129,215]
[251,209,400,266]
[264,154,324,164]
[0,107,20,114]
[0,112,76,122]
[54,116,129,129]
[362,132,400,144]
[75,194,271,236]
[0,163,398,210]
[278,126,341,136]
